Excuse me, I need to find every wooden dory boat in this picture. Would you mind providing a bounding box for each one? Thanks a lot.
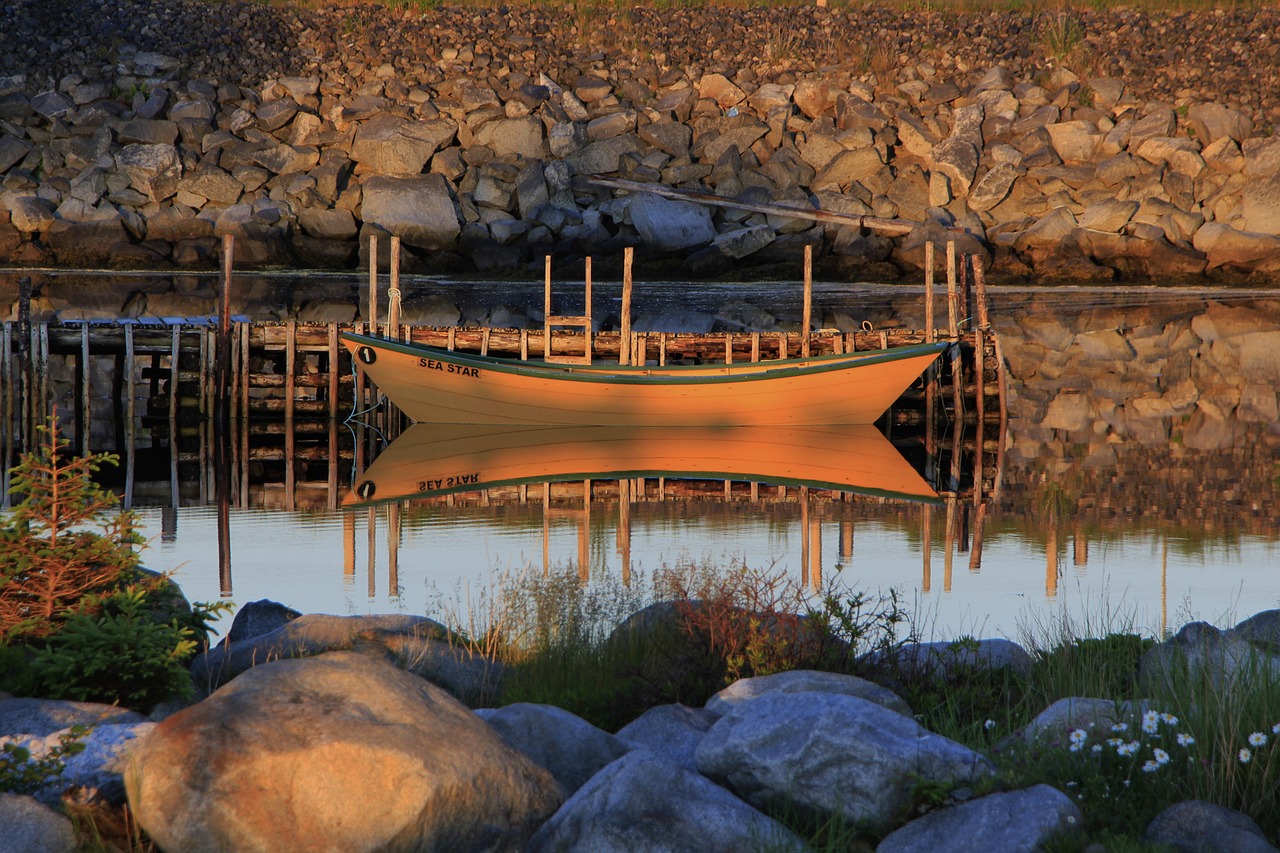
[344,422,939,506]
[342,332,946,426]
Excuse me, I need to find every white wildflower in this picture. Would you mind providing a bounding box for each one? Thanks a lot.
[1111,722,1129,733]
[1160,712,1179,726]
[1142,710,1160,734]
[1239,748,1253,764]
[1249,732,1268,748]
[1177,733,1195,747]
[1142,760,1159,773]
[1153,748,1170,765]
[984,719,996,731]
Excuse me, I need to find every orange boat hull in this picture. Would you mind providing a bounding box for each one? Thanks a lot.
[342,333,944,427]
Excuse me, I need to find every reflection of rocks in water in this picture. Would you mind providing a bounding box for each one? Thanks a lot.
[998,294,1280,534]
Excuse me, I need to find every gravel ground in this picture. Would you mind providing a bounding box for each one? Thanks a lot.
[3,1,1279,128]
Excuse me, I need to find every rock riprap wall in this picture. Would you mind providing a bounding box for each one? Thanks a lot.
[2,2,1280,280]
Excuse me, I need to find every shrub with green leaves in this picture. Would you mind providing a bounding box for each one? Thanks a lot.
[29,586,215,707]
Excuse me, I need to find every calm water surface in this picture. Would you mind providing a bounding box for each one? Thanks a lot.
[6,273,1279,641]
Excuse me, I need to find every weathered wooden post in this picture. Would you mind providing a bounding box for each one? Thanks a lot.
[802,244,813,358]
[973,253,990,330]
[216,235,235,597]
[78,323,90,454]
[387,235,401,336]
[923,242,935,342]
[17,276,31,443]
[1,320,11,509]
[620,246,633,365]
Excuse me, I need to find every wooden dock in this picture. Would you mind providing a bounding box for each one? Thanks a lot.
[2,239,1005,516]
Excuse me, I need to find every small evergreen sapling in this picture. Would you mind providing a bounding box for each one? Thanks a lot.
[0,416,142,641]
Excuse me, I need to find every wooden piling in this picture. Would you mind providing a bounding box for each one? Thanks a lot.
[327,323,339,421]
[285,320,297,512]
[973,253,990,330]
[387,235,401,335]
[802,244,812,358]
[38,324,49,431]
[78,322,90,454]
[123,323,135,509]
[368,235,378,325]
[946,241,959,337]
[1,322,11,509]
[17,278,31,443]
[620,247,633,365]
[169,326,180,507]
[924,242,935,343]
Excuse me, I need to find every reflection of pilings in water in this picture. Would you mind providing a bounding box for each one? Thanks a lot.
[808,499,823,590]
[578,480,591,584]
[1047,525,1059,598]
[617,478,632,587]
[343,512,355,579]
[367,506,377,599]
[800,486,810,588]
[215,235,234,599]
[1,319,13,509]
[388,503,400,598]
[921,504,932,594]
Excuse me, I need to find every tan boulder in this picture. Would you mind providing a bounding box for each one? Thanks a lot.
[127,652,563,853]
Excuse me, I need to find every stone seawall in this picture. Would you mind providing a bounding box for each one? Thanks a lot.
[2,2,1280,282]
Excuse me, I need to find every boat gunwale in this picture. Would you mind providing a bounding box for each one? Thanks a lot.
[341,332,948,387]
[347,468,942,508]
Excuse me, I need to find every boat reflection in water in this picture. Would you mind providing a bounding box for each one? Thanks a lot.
[345,423,940,508]
[343,422,940,589]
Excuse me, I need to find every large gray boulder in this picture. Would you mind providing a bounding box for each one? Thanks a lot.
[705,670,912,718]
[863,638,1033,681]
[525,750,809,853]
[190,613,500,705]
[1139,621,1280,693]
[127,652,563,853]
[628,193,716,252]
[615,703,720,771]
[1144,800,1278,853]
[361,174,461,251]
[695,692,993,832]
[476,703,631,794]
[1021,697,1149,745]
[876,785,1082,853]
[219,598,302,647]
[0,793,76,853]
